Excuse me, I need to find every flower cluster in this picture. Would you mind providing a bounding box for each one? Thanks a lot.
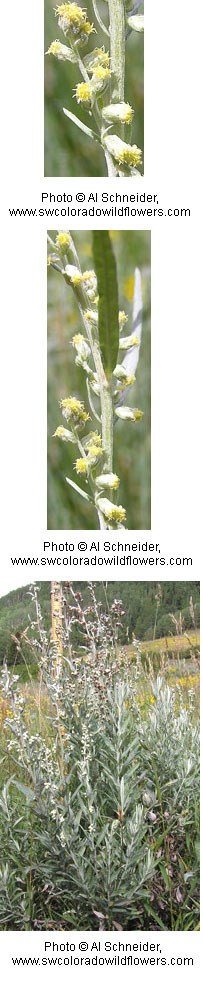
[60,396,90,425]
[46,3,143,177]
[103,134,142,172]
[55,4,94,43]
[48,232,144,530]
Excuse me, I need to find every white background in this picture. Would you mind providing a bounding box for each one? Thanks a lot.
[0,0,202,975]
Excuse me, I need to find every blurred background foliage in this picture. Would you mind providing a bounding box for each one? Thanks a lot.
[47,230,151,530]
[44,1,144,177]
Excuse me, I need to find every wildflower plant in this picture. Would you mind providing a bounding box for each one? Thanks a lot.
[0,583,200,930]
[48,230,145,529]
[46,2,144,176]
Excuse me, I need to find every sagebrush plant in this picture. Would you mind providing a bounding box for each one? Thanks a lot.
[48,230,145,529]
[46,2,144,177]
[0,584,200,930]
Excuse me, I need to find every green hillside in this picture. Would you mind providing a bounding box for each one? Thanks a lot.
[0,581,200,667]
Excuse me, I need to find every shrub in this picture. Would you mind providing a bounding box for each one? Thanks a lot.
[0,588,199,931]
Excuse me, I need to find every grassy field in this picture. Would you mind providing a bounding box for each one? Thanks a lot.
[140,630,200,656]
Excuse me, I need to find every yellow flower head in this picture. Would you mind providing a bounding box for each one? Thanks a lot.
[84,431,102,448]
[74,457,89,475]
[119,310,128,327]
[53,425,76,443]
[87,445,103,462]
[117,375,136,391]
[55,5,94,40]
[119,333,139,350]
[98,498,126,524]
[47,40,62,55]
[92,65,111,82]
[55,231,71,252]
[103,134,142,170]
[70,270,83,286]
[87,47,110,72]
[75,82,92,104]
[46,40,74,60]
[60,396,89,425]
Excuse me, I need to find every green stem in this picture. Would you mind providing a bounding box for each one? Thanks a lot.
[108,0,125,102]
[107,0,126,173]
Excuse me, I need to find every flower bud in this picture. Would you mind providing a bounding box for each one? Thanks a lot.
[64,264,83,286]
[113,365,135,382]
[60,396,90,425]
[53,426,77,443]
[103,134,142,170]
[95,473,120,491]
[72,334,91,360]
[119,333,139,350]
[115,406,144,422]
[96,499,126,525]
[85,310,98,326]
[55,4,94,44]
[55,232,71,253]
[102,102,134,125]
[46,40,77,61]
[143,792,151,807]
[119,311,128,328]
[127,15,144,33]
[84,47,110,72]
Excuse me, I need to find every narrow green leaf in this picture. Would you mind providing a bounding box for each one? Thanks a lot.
[93,231,119,377]
[63,108,98,142]
[11,781,35,803]
[65,476,91,501]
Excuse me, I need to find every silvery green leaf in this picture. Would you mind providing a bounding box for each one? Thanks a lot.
[11,781,35,803]
[117,268,142,405]
[65,477,91,501]
[127,15,144,32]
[63,108,99,142]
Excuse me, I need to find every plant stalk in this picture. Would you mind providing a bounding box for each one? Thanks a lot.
[108,0,125,102]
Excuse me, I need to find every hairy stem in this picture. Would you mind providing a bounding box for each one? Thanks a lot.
[108,0,125,102]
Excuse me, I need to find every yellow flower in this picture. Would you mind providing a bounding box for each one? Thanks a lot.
[119,332,139,350]
[60,396,90,424]
[74,457,89,475]
[72,334,90,359]
[87,445,103,462]
[93,65,111,82]
[46,40,73,60]
[55,231,71,252]
[53,426,76,443]
[75,82,92,104]
[87,47,110,72]
[70,270,83,285]
[119,310,128,327]
[55,5,94,41]
[97,498,126,524]
[103,134,142,170]
[84,431,102,447]
[117,375,136,391]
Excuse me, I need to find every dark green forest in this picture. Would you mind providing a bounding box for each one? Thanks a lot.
[0,581,200,667]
